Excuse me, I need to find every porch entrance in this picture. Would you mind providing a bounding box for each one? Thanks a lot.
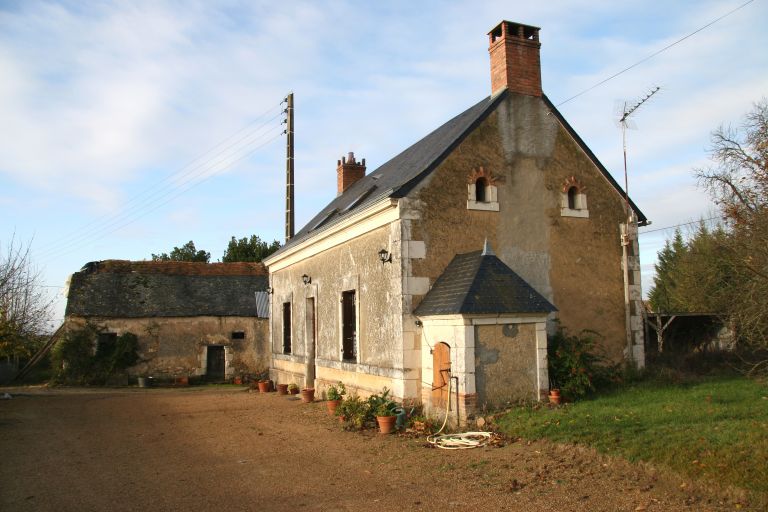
[206,345,225,381]
[432,342,451,410]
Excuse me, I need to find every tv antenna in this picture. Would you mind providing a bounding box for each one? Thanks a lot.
[616,85,659,366]
[617,86,660,223]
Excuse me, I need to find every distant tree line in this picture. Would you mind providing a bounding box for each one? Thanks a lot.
[649,99,768,362]
[151,235,280,263]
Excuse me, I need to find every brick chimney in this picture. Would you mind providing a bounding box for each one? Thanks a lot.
[488,21,542,97]
[337,152,366,195]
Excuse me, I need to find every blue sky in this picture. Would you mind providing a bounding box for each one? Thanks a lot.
[1,0,767,330]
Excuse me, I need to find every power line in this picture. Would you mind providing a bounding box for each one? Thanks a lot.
[638,216,721,236]
[556,0,755,107]
[36,102,283,257]
[36,104,285,260]
[41,129,285,264]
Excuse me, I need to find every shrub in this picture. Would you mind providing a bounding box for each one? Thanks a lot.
[51,324,140,385]
[327,381,346,401]
[336,394,370,429]
[548,329,621,400]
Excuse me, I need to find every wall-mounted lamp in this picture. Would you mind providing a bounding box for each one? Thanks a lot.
[266,287,274,295]
[378,248,392,264]
[414,319,423,327]
[301,274,311,285]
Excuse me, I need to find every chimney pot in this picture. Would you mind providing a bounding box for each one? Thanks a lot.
[488,20,542,97]
[337,151,366,195]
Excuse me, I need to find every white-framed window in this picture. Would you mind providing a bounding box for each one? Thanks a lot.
[561,177,589,218]
[467,167,499,211]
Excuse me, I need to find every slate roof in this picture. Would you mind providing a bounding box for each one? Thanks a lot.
[65,260,269,318]
[271,88,647,258]
[414,250,556,316]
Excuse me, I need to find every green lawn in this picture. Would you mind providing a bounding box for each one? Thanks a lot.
[496,376,768,494]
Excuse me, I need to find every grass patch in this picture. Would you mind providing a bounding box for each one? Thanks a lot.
[496,376,768,494]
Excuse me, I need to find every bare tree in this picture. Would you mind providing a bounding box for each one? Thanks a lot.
[0,236,54,361]
[696,99,768,360]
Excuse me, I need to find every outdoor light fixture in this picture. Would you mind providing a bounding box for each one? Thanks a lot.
[378,248,392,264]
[266,287,273,295]
[302,274,311,285]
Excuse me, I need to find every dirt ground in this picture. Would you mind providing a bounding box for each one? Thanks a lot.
[0,387,752,511]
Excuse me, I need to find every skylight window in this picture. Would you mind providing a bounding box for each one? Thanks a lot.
[344,185,378,212]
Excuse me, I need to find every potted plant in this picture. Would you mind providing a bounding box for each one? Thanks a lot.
[326,382,346,415]
[287,383,299,395]
[276,383,289,395]
[234,376,243,386]
[335,394,368,429]
[369,388,399,434]
[300,387,315,403]
[257,379,271,393]
[549,388,561,405]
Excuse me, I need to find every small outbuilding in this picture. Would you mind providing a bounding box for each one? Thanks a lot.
[64,260,270,381]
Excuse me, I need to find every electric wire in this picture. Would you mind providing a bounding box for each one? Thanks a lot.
[556,0,755,107]
[40,129,284,264]
[36,113,282,259]
[35,102,284,259]
[638,216,720,235]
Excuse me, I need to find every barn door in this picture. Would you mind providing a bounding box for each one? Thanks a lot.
[206,346,225,381]
[432,343,451,410]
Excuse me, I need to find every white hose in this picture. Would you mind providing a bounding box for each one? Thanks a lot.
[427,375,492,450]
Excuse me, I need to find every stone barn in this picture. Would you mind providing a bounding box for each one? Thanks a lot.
[263,20,647,422]
[64,260,270,381]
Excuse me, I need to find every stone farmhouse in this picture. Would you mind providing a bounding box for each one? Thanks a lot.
[64,260,270,381]
[263,20,647,422]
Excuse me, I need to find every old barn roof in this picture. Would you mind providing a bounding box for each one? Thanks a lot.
[65,260,268,318]
[414,248,556,317]
[272,89,646,257]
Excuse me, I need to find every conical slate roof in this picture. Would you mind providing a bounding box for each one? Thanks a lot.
[414,249,556,317]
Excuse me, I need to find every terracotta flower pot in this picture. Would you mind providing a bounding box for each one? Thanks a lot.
[326,399,341,415]
[176,376,189,386]
[258,380,270,393]
[549,389,561,405]
[376,415,397,434]
[234,376,243,385]
[289,387,299,395]
[276,384,289,395]
[300,388,315,403]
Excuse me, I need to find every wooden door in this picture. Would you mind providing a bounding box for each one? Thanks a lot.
[432,343,451,409]
[206,346,225,381]
[341,291,356,361]
[306,297,316,388]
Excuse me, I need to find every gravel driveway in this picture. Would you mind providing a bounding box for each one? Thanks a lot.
[0,387,749,511]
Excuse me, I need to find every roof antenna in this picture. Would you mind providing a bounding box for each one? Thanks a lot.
[482,238,494,256]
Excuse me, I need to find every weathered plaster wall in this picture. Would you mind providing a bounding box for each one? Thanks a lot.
[64,316,269,378]
[408,92,636,362]
[475,323,538,408]
[269,224,410,397]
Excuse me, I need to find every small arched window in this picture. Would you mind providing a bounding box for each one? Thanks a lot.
[475,177,488,202]
[567,186,578,209]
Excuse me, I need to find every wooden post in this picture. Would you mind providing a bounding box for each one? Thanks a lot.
[285,92,294,242]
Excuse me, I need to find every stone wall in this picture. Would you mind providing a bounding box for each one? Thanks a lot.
[64,315,269,379]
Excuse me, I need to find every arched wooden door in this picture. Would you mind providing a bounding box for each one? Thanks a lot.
[432,343,451,410]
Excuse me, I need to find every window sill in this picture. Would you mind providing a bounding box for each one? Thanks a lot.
[561,207,589,218]
[467,200,499,211]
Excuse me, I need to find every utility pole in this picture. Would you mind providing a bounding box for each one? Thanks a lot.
[285,92,295,242]
[618,86,659,366]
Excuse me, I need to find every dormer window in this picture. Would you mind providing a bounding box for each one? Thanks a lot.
[561,176,589,218]
[467,167,499,211]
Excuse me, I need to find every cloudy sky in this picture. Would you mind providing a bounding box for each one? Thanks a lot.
[1,0,766,329]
